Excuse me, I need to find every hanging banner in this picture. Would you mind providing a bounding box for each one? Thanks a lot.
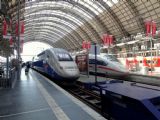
[82,41,91,50]
[75,54,88,75]
[2,19,7,37]
[20,21,24,34]
[145,21,151,36]
[152,21,156,37]
[86,41,91,49]
[103,34,114,46]
[82,41,86,49]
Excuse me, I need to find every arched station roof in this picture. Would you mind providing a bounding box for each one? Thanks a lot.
[5,0,160,50]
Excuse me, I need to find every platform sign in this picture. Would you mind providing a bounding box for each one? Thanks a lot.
[75,54,89,76]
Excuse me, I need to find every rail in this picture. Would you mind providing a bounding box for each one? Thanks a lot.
[63,84,102,115]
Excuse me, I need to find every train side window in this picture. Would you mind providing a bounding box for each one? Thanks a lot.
[97,60,107,66]
[89,59,95,64]
[89,59,107,66]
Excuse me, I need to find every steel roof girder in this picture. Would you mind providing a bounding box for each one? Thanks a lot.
[24,14,91,41]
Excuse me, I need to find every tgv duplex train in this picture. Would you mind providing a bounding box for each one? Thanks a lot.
[32,48,80,83]
[88,53,129,77]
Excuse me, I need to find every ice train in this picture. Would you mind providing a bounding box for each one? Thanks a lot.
[88,53,129,77]
[74,53,129,78]
[32,48,80,83]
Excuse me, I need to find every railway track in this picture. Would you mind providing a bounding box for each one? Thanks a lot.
[63,84,102,113]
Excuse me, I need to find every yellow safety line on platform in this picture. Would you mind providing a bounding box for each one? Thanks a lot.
[32,70,107,120]
[31,72,70,120]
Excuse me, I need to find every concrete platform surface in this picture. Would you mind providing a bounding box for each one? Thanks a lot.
[0,69,106,120]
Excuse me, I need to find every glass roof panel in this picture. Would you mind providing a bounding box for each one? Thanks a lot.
[25,23,72,33]
[24,11,83,25]
[78,0,99,15]
[103,0,119,7]
[25,33,59,41]
[25,1,93,20]
[25,19,77,29]
[112,0,119,4]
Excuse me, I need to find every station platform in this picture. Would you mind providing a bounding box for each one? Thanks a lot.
[0,69,106,120]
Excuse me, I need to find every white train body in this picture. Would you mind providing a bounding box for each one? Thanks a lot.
[32,48,80,83]
[89,53,129,77]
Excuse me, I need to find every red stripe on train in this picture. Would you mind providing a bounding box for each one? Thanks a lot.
[89,65,126,73]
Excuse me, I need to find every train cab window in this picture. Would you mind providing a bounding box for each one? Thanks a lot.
[89,59,107,66]
[89,59,94,64]
[104,55,119,62]
[56,53,73,61]
[97,60,107,66]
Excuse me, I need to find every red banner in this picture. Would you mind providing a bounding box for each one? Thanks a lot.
[82,41,86,49]
[145,21,156,37]
[145,21,151,36]
[82,41,91,49]
[152,21,156,37]
[103,34,114,46]
[21,21,24,34]
[3,19,7,36]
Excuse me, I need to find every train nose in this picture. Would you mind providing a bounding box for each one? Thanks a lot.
[64,66,80,76]
[115,64,129,73]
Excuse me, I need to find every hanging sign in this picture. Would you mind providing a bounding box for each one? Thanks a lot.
[2,19,7,38]
[103,34,114,47]
[145,21,156,37]
[82,41,91,50]
[75,54,88,75]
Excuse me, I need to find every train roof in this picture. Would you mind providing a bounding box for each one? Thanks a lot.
[49,48,68,53]
[37,48,69,56]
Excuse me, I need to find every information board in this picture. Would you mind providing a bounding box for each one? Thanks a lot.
[75,54,89,75]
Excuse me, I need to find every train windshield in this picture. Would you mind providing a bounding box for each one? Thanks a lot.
[56,53,73,61]
[104,55,119,62]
